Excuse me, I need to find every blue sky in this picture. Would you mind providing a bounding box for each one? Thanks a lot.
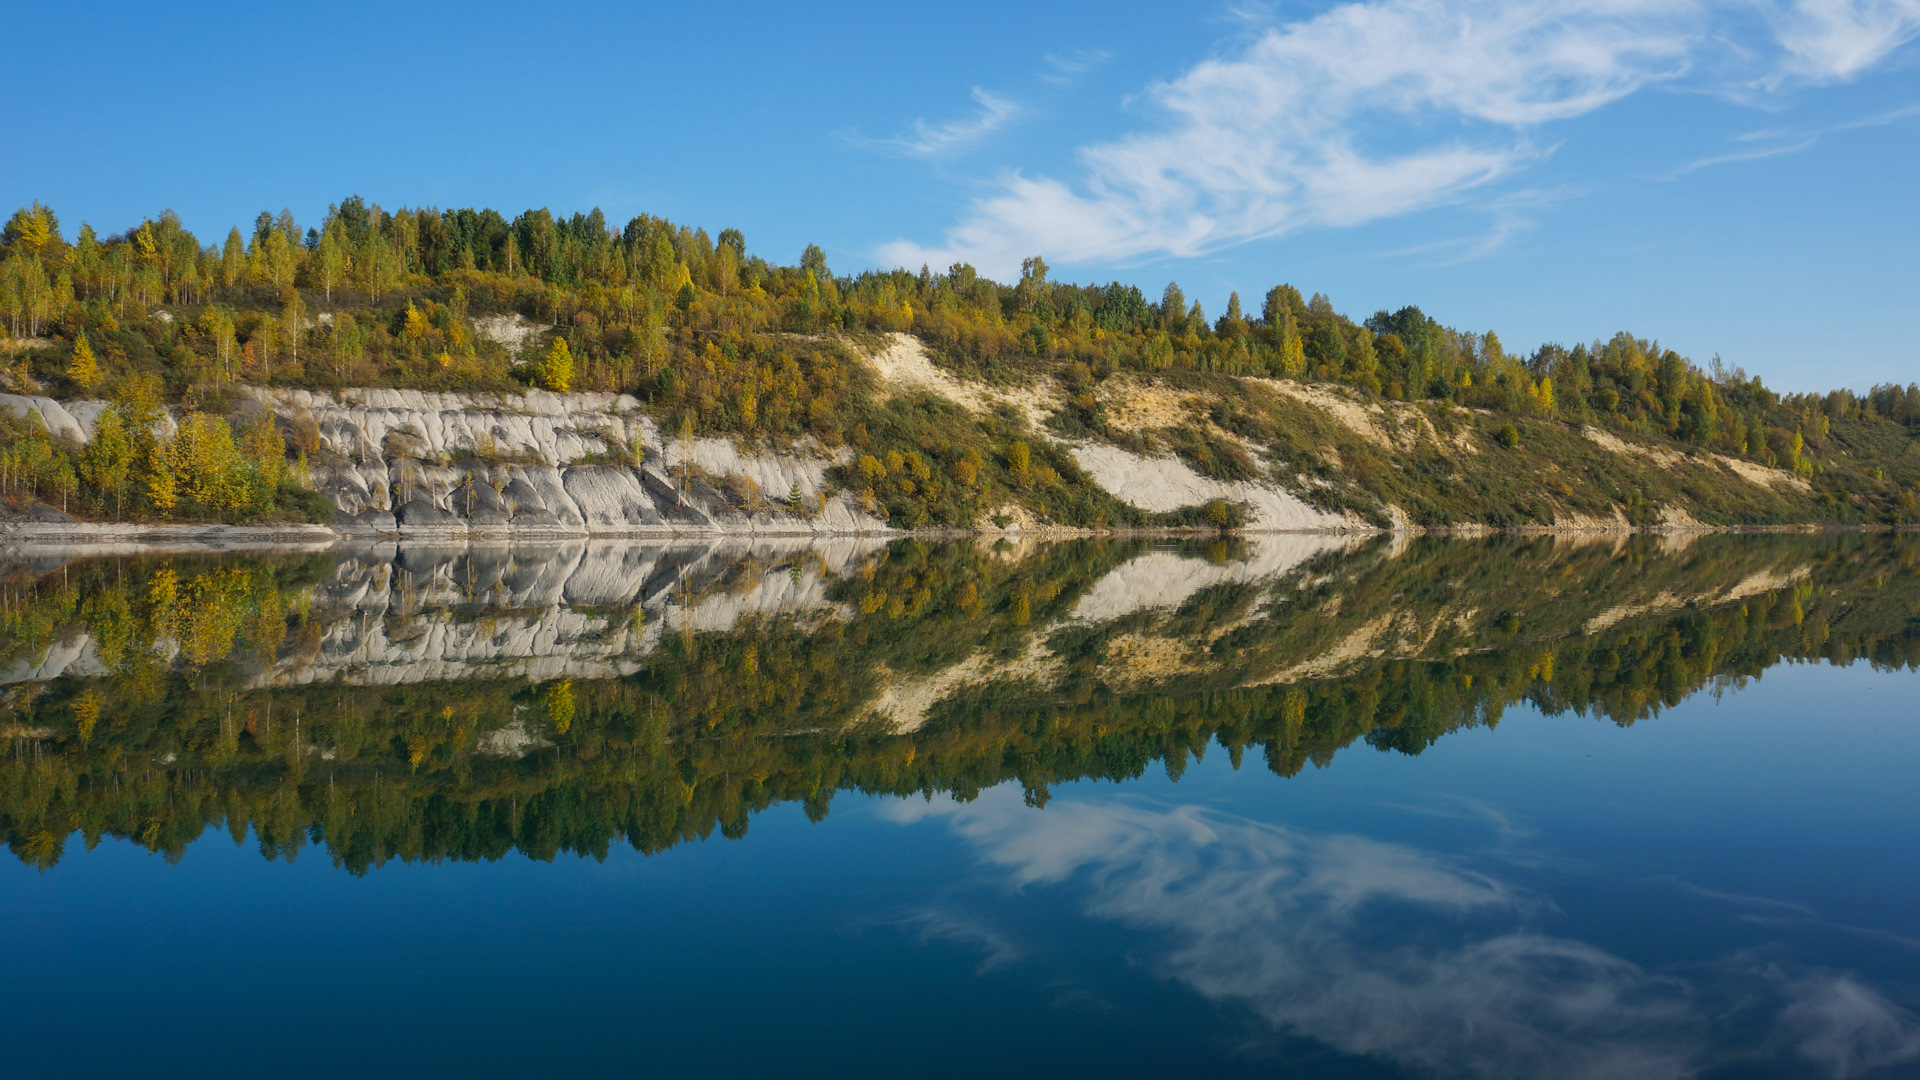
[6,0,1917,391]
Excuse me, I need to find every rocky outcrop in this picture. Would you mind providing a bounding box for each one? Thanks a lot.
[1068,442,1362,532]
[5,386,891,538]
[252,386,889,536]
[1,393,164,442]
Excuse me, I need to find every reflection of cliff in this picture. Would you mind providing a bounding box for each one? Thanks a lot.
[1,534,1916,872]
[1,539,883,689]
[264,539,879,686]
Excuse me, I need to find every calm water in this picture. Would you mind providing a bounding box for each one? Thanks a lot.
[1,534,1916,1079]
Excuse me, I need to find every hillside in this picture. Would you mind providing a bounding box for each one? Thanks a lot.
[4,331,1914,535]
[1,197,1917,533]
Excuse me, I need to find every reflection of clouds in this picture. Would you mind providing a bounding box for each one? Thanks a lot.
[888,788,1920,1079]
[893,909,1024,974]
[1776,976,1920,1079]
[1667,878,1920,952]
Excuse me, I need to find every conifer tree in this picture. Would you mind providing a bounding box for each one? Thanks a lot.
[66,332,100,390]
[540,336,574,392]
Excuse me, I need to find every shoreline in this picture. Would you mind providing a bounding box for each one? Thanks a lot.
[0,517,1896,556]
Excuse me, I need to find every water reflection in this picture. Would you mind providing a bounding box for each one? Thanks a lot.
[4,533,1919,1078]
[0,533,1915,871]
[891,789,1920,1079]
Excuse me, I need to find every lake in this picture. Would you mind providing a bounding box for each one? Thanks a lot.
[1,533,1916,1078]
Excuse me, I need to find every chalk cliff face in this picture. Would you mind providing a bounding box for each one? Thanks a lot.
[245,387,887,536]
[1,388,887,536]
[1,331,1834,536]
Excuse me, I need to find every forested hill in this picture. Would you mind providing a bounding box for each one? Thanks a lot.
[1,197,1917,530]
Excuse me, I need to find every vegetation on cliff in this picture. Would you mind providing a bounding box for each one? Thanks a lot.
[1,198,1916,527]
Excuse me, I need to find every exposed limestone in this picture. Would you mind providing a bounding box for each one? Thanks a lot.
[1257,380,1404,450]
[1715,452,1812,493]
[470,313,547,352]
[245,386,888,537]
[865,333,1055,429]
[1095,381,1198,433]
[1069,442,1364,532]
[3,338,1843,541]
[1584,425,1688,468]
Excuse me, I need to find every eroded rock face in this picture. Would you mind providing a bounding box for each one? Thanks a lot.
[250,386,888,536]
[0,394,174,442]
[9,386,888,536]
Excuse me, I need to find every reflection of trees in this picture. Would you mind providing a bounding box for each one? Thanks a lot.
[2,534,1916,873]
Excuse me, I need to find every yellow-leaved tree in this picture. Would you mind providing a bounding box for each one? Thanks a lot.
[540,336,573,392]
[402,301,431,341]
[145,452,177,514]
[71,691,102,744]
[546,679,576,734]
[242,416,286,495]
[167,412,251,512]
[66,332,100,390]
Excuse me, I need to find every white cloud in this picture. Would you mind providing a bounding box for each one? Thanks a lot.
[877,0,1920,277]
[1041,49,1113,84]
[856,87,1021,159]
[1770,0,1920,81]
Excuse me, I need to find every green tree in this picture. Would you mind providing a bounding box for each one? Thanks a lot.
[220,228,246,291]
[314,228,344,302]
[79,407,134,517]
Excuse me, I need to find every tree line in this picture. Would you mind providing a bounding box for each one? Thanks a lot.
[2,198,1916,526]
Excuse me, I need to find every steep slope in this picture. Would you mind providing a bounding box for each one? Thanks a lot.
[3,333,1897,536]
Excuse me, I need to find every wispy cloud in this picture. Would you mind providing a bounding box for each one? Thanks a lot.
[1667,98,1920,175]
[849,87,1020,159]
[1776,975,1920,1078]
[1372,187,1574,266]
[892,908,1026,973]
[1041,49,1113,84]
[1669,135,1822,174]
[877,1,1920,277]
[1767,0,1920,82]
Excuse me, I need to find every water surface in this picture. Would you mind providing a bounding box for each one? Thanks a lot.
[1,534,1915,1078]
